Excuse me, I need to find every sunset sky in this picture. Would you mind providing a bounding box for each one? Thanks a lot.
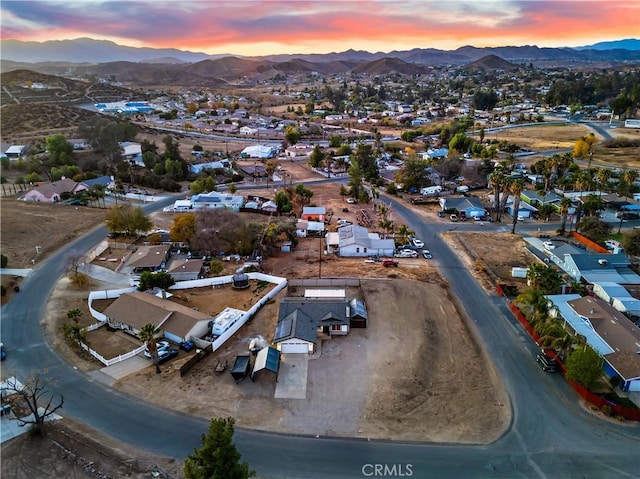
[1,0,638,56]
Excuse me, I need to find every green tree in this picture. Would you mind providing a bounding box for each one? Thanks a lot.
[509,179,525,234]
[395,224,415,247]
[308,145,325,168]
[209,259,224,276]
[526,264,562,295]
[137,271,175,292]
[184,417,255,479]
[274,190,292,213]
[138,322,162,374]
[66,308,83,323]
[622,229,640,257]
[448,132,472,154]
[284,125,301,145]
[105,204,153,236]
[565,345,603,389]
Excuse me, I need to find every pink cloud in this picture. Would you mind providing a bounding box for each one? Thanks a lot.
[1,1,637,53]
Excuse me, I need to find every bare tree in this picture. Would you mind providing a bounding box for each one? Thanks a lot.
[3,374,64,436]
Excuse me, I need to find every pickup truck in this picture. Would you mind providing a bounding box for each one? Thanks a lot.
[382,259,399,267]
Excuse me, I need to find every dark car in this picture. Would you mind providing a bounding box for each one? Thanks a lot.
[157,348,179,364]
[1,343,5,361]
[536,353,557,372]
[382,259,399,267]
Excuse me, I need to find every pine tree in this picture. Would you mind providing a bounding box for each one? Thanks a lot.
[184,417,255,479]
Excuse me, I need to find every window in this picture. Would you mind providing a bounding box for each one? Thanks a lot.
[364,248,368,253]
[356,247,360,253]
[330,324,343,331]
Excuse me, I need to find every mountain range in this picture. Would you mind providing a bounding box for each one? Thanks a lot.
[2,37,639,65]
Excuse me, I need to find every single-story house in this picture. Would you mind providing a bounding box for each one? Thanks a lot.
[81,175,114,189]
[5,145,29,159]
[559,253,640,285]
[296,220,325,238]
[520,190,563,210]
[438,196,486,218]
[324,224,395,257]
[189,160,230,174]
[240,145,279,159]
[302,206,326,222]
[166,257,204,281]
[120,142,143,166]
[192,191,244,211]
[22,178,86,203]
[592,282,640,318]
[547,294,640,392]
[273,293,367,354]
[418,148,448,161]
[103,291,212,344]
[126,244,171,273]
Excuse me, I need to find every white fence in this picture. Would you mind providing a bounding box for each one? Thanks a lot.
[88,287,137,321]
[80,341,146,367]
[85,240,110,263]
[85,274,287,365]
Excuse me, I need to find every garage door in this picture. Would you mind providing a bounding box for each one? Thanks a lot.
[280,342,309,354]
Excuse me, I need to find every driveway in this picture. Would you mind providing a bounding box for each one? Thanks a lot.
[274,354,308,399]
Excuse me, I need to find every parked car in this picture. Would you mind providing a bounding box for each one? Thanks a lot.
[437,211,445,218]
[180,340,194,351]
[346,197,357,204]
[381,259,399,267]
[144,340,171,358]
[450,214,458,222]
[396,249,418,258]
[543,241,556,250]
[536,352,557,372]
[1,343,5,361]
[423,250,432,259]
[409,236,424,248]
[157,347,179,364]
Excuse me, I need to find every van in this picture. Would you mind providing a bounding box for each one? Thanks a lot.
[536,353,557,372]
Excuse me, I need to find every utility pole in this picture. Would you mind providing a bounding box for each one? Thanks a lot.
[318,236,322,279]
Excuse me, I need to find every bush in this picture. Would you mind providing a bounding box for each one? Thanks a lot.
[601,405,613,416]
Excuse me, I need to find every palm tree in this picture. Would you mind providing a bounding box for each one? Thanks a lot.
[509,179,525,234]
[139,323,162,374]
[596,168,611,193]
[558,197,573,232]
[395,224,414,247]
[489,167,507,221]
[623,169,638,198]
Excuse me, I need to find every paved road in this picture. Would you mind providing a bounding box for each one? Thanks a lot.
[2,193,639,478]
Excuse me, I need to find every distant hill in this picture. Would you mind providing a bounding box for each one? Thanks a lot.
[463,55,518,71]
[0,38,228,63]
[575,38,640,51]
[2,37,639,67]
[352,57,427,75]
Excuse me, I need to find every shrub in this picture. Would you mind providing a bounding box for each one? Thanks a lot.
[601,405,613,416]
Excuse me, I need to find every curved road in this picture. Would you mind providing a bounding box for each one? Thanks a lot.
[2,193,639,478]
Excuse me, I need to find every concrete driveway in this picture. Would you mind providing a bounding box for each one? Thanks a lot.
[274,354,308,399]
[89,355,151,386]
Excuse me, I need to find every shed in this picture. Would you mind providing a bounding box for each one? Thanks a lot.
[230,355,251,383]
[349,298,368,328]
[251,347,280,382]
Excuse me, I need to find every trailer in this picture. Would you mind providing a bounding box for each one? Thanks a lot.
[230,355,251,383]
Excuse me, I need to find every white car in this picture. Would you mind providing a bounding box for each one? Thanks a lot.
[346,198,357,204]
[409,236,424,248]
[543,241,556,250]
[144,340,171,358]
[396,249,418,258]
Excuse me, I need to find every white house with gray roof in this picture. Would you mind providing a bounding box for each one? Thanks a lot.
[324,224,395,257]
[192,191,244,211]
[560,253,640,285]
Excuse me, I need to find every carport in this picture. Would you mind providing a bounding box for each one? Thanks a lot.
[251,347,280,382]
